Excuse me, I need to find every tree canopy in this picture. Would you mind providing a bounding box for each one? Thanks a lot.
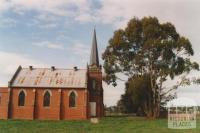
[102,16,199,118]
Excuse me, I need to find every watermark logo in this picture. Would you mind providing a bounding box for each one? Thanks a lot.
[167,97,196,129]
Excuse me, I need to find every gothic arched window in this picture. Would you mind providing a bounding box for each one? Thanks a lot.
[92,79,96,89]
[18,90,25,106]
[43,91,51,107]
[69,91,76,107]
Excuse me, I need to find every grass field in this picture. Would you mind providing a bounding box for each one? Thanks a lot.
[0,116,199,133]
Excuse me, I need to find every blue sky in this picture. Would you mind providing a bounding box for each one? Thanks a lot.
[0,0,200,106]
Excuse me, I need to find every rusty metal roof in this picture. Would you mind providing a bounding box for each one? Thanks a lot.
[11,67,87,88]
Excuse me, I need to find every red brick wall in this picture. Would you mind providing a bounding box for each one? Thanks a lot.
[61,89,87,120]
[34,88,61,120]
[88,69,104,117]
[9,87,88,120]
[0,84,102,120]
[0,88,8,119]
[10,88,35,120]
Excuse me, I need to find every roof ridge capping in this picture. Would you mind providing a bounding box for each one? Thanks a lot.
[22,66,87,70]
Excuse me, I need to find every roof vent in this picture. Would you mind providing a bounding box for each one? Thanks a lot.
[29,66,33,70]
[51,66,55,71]
[74,66,78,71]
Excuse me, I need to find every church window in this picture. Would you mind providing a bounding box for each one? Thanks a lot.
[69,91,76,107]
[18,90,25,106]
[92,79,96,89]
[43,91,51,107]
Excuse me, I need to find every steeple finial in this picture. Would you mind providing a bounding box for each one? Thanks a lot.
[89,28,99,67]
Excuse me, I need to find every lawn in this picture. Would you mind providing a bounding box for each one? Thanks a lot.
[0,116,199,133]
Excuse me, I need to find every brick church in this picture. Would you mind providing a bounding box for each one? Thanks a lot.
[0,29,104,120]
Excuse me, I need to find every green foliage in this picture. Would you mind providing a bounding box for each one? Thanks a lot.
[102,16,199,118]
[119,74,153,115]
[126,75,152,106]
[102,16,198,86]
[117,91,136,113]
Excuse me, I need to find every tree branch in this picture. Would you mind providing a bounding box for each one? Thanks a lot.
[160,85,178,97]
[116,77,126,82]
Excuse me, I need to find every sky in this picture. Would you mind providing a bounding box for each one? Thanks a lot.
[0,0,200,106]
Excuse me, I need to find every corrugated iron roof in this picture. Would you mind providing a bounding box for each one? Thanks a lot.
[11,68,87,88]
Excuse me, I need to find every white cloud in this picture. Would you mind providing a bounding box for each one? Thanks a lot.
[32,40,90,64]
[33,41,64,50]
[1,0,200,27]
[0,0,9,11]
[64,41,91,65]
[0,0,93,21]
[39,23,58,29]
[29,13,60,29]
[0,51,48,86]
[71,41,90,56]
[75,13,93,23]
[35,14,58,23]
[96,0,200,29]
[47,44,63,49]
[0,17,17,28]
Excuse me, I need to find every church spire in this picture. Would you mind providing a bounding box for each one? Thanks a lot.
[90,28,99,67]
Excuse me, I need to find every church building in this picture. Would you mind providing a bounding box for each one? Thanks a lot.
[0,29,104,120]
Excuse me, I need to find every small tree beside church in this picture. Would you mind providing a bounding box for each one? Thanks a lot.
[102,17,199,118]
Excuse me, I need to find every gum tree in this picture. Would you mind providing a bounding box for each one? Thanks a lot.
[102,17,199,118]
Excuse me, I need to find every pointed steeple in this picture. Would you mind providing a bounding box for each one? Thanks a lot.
[90,28,99,67]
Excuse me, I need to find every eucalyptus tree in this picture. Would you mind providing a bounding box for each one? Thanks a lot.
[102,17,199,118]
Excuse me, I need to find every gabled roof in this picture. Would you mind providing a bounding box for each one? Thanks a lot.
[10,66,87,88]
[90,28,99,67]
